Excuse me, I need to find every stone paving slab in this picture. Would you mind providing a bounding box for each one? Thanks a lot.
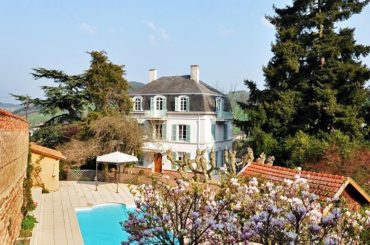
[33,181,134,245]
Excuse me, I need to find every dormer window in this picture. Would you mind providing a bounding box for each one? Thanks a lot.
[150,95,167,111]
[215,97,223,112]
[175,95,190,112]
[133,96,143,111]
[156,97,165,110]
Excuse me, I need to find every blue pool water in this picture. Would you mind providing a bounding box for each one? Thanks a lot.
[76,203,133,245]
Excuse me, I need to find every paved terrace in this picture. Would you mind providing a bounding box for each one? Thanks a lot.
[31,181,135,245]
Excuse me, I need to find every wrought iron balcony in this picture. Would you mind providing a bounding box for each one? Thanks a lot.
[216,111,233,120]
[144,110,167,119]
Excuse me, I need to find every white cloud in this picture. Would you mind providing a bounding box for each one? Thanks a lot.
[144,21,170,44]
[218,25,236,37]
[146,21,156,31]
[79,22,97,35]
[260,16,274,29]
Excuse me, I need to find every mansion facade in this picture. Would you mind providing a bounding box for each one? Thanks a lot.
[130,65,233,172]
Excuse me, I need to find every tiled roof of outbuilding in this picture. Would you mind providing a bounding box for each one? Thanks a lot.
[240,163,346,199]
[30,143,66,160]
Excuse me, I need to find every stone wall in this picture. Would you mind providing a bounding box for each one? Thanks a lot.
[0,109,29,245]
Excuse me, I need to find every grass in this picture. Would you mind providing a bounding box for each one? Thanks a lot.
[27,112,52,126]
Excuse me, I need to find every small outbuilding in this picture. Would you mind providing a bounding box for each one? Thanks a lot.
[238,162,370,212]
[30,143,66,192]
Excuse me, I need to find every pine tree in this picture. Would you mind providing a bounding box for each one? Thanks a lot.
[12,69,87,124]
[237,0,370,162]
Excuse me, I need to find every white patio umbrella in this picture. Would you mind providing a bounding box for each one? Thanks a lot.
[95,151,138,193]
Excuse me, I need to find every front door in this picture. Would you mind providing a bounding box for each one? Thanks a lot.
[154,153,162,173]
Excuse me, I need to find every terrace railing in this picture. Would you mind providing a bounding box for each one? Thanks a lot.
[216,111,233,120]
[144,110,167,119]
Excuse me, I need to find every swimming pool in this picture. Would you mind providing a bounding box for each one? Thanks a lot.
[76,203,134,245]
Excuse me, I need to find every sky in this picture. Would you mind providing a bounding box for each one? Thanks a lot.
[0,0,369,103]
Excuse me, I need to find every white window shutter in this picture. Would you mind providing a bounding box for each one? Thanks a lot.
[223,123,228,140]
[162,123,167,140]
[187,97,190,111]
[150,97,154,111]
[172,125,177,141]
[186,125,191,142]
[175,97,179,111]
[163,96,167,110]
[211,124,216,141]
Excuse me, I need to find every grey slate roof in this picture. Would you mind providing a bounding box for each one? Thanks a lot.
[130,75,224,95]
[130,75,230,112]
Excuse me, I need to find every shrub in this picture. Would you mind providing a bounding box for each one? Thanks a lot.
[321,129,356,160]
[20,215,37,237]
[284,131,327,166]
[249,129,278,157]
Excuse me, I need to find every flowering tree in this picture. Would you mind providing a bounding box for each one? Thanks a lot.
[122,150,370,245]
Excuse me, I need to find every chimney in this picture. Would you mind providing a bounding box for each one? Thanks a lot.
[149,69,157,82]
[190,65,200,83]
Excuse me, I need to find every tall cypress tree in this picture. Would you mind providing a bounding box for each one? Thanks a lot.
[237,0,370,161]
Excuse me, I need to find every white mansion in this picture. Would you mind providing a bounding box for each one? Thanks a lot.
[130,65,233,173]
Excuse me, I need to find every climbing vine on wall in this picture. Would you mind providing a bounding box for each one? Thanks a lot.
[21,144,35,215]
[33,155,49,193]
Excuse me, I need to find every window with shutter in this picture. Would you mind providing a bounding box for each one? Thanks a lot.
[163,96,167,110]
[178,125,186,141]
[131,97,135,110]
[156,97,163,110]
[172,125,177,141]
[175,97,179,111]
[150,97,154,111]
[133,96,143,111]
[187,97,190,111]
[216,150,220,167]
[221,150,225,167]
[186,125,190,142]
[180,96,188,111]
[211,124,216,141]
[162,123,167,140]
[154,124,162,139]
[223,123,228,140]
[215,97,223,113]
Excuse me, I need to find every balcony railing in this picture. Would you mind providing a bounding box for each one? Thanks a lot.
[216,111,233,120]
[144,110,167,119]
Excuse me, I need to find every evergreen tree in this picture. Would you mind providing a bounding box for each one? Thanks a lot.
[85,51,132,114]
[12,51,133,147]
[12,69,87,124]
[237,0,370,163]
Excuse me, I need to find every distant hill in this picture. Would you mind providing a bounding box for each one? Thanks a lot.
[7,83,145,126]
[129,81,145,92]
[0,102,22,112]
